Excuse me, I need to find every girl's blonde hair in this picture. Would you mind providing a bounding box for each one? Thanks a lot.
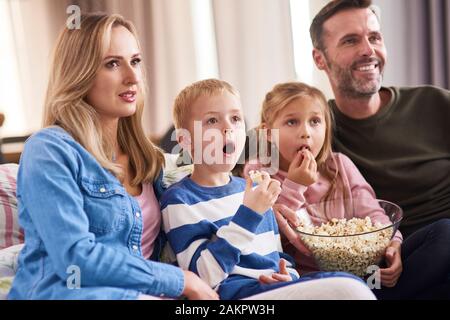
[43,13,164,185]
[260,82,345,202]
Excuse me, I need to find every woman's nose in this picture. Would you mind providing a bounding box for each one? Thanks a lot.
[123,65,139,85]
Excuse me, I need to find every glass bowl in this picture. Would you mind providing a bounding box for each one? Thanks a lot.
[295,198,403,278]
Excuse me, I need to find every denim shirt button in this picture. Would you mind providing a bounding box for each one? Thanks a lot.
[132,245,138,251]
[160,293,165,297]
[135,212,141,218]
[99,187,106,193]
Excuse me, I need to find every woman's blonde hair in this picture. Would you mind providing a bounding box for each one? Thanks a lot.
[260,82,345,202]
[43,13,164,185]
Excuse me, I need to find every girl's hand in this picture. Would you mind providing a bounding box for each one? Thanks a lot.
[243,171,281,214]
[380,241,403,287]
[287,149,318,186]
[272,204,313,256]
[182,270,219,300]
[259,259,292,284]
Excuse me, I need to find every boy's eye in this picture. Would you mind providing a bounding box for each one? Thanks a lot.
[106,60,119,68]
[286,119,297,126]
[207,118,218,125]
[231,115,242,123]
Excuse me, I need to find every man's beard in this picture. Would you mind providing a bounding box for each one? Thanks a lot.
[326,57,383,99]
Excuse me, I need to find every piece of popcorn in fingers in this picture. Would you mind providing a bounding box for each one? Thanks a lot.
[248,170,265,184]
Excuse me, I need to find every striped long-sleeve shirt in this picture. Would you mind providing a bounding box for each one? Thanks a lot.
[160,175,298,299]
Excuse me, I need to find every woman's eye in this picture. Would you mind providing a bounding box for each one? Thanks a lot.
[207,118,218,125]
[106,60,119,68]
[131,58,142,66]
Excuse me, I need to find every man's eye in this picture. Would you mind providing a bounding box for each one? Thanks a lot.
[343,38,357,45]
[207,118,218,125]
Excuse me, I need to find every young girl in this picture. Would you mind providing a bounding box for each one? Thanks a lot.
[8,13,217,300]
[245,82,450,299]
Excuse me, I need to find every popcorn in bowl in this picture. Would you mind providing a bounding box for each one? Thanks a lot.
[295,199,402,278]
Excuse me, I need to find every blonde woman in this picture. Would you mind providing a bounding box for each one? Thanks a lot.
[8,13,217,300]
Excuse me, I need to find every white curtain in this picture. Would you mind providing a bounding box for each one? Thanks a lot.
[3,0,324,139]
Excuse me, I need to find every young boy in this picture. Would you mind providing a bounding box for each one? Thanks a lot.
[160,79,375,300]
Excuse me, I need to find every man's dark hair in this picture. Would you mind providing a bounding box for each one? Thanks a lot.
[310,0,379,51]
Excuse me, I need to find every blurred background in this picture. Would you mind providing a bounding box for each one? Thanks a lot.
[0,0,449,163]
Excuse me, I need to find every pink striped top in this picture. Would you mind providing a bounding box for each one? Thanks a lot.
[134,183,162,259]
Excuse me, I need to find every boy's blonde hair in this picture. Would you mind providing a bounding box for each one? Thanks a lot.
[44,13,164,185]
[173,79,240,130]
[260,82,345,202]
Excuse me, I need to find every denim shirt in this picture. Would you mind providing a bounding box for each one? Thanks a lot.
[8,126,184,300]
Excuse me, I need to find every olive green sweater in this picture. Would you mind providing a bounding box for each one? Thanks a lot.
[331,86,450,238]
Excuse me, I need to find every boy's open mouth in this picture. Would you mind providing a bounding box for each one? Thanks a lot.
[223,142,236,155]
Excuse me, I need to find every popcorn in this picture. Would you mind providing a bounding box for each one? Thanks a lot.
[297,217,393,278]
[248,170,265,184]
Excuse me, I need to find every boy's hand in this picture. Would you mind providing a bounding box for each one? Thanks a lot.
[380,241,403,287]
[182,270,219,300]
[243,171,281,214]
[287,149,318,186]
[259,259,292,284]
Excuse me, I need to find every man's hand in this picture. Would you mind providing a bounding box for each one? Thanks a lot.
[380,240,402,287]
[287,149,318,186]
[259,259,292,284]
[182,270,219,300]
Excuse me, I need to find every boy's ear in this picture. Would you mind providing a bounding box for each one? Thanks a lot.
[313,48,327,71]
[176,128,192,150]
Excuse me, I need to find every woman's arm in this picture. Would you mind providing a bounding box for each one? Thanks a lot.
[19,132,184,298]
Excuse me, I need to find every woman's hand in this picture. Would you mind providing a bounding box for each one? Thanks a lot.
[243,171,281,214]
[287,149,318,186]
[182,270,219,300]
[259,259,292,284]
[379,241,403,287]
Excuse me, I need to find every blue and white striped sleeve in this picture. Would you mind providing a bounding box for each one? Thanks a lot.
[162,201,263,288]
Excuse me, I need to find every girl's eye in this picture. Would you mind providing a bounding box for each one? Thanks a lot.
[207,118,218,125]
[131,58,142,66]
[106,60,119,68]
[310,118,322,126]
